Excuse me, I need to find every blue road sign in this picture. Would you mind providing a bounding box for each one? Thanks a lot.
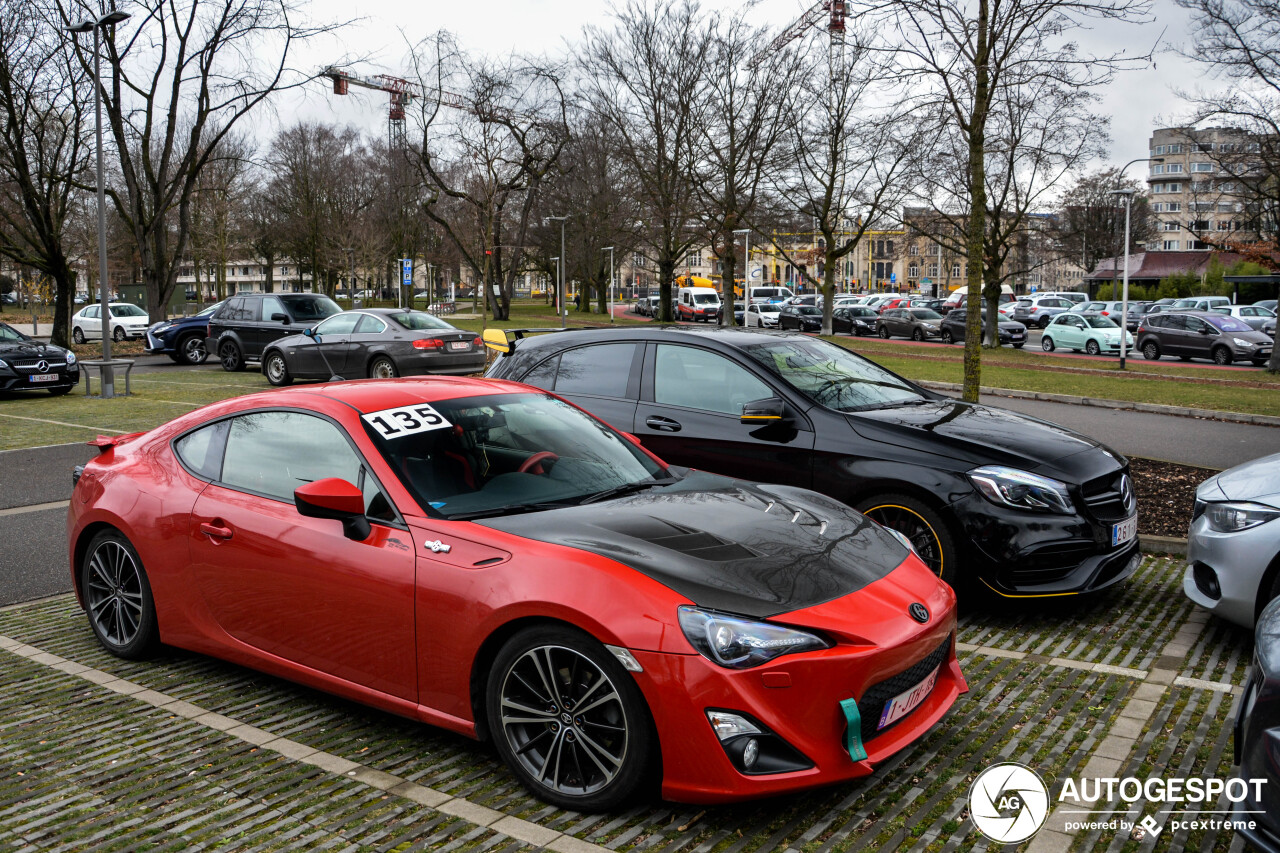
[401,259,413,287]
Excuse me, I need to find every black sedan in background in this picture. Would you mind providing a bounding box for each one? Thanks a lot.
[145,301,222,364]
[939,309,1028,347]
[1235,596,1280,851]
[834,306,878,335]
[261,308,485,385]
[778,304,824,331]
[0,322,79,395]
[485,326,1139,600]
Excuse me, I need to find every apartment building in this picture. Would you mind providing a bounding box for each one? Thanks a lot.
[1146,126,1266,252]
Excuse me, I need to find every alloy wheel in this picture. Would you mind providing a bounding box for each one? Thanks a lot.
[85,540,145,648]
[498,645,629,797]
[182,335,206,364]
[861,504,945,578]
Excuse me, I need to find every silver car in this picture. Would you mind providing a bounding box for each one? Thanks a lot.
[1183,452,1280,628]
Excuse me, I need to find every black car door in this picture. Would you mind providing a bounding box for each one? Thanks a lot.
[256,295,294,355]
[635,342,816,488]
[1182,315,1215,360]
[294,313,359,378]
[344,313,389,378]
[538,342,641,433]
[1160,314,1190,357]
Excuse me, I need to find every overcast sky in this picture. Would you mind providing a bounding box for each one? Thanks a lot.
[291,0,1211,177]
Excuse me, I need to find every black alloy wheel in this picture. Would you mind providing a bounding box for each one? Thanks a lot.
[941,329,954,344]
[487,626,653,811]
[82,530,158,659]
[179,333,207,365]
[1142,341,1161,360]
[264,351,293,386]
[219,340,245,372]
[856,493,957,586]
[1212,346,1232,365]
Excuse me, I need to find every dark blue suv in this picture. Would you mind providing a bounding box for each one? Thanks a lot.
[145,302,223,365]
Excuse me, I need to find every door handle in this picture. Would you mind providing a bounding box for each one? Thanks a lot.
[200,521,234,541]
[645,416,682,432]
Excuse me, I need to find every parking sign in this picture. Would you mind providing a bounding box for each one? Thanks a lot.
[401,259,413,287]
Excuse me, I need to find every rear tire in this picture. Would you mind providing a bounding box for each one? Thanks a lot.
[1038,316,1051,329]
[1142,341,1161,361]
[1041,336,1055,352]
[218,339,245,372]
[81,529,159,660]
[1212,346,1232,365]
[487,625,654,812]
[855,493,957,587]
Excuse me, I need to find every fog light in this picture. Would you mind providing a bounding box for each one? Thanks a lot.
[1193,562,1222,600]
[742,738,759,769]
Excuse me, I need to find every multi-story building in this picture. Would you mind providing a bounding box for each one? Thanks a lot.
[1146,126,1265,252]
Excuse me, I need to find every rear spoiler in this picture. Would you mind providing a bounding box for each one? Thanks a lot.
[481,327,589,356]
[86,432,145,454]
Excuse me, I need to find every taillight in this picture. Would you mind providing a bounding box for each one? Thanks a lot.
[1030,307,1038,313]
[472,336,482,347]
[413,338,444,350]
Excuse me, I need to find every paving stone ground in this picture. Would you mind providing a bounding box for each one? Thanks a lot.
[0,556,1256,852]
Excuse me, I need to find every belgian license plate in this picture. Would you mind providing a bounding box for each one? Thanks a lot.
[448,341,469,351]
[1111,514,1137,547]
[1011,332,1024,339]
[29,373,57,383]
[877,665,939,730]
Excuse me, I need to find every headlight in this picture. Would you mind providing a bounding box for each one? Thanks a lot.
[0,360,12,375]
[967,465,1075,514]
[677,606,830,669]
[922,324,938,331]
[150,322,172,333]
[1232,338,1254,347]
[65,351,77,365]
[1203,501,1280,532]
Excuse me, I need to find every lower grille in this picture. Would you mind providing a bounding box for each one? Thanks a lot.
[858,633,951,745]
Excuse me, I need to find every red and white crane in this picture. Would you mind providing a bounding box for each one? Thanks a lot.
[748,0,846,70]
[322,65,470,150]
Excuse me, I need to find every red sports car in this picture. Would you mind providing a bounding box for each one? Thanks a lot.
[68,377,966,810]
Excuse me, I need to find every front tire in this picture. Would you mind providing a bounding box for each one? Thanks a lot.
[218,339,245,372]
[49,385,73,396]
[81,529,159,659]
[73,327,85,344]
[1041,336,1055,352]
[1142,341,1161,361]
[1085,339,1101,356]
[911,328,924,341]
[879,325,890,339]
[368,356,398,379]
[112,325,126,342]
[1212,346,1232,365]
[941,329,954,344]
[1038,316,1051,329]
[177,333,207,365]
[855,493,957,587]
[486,625,654,811]
[263,351,293,386]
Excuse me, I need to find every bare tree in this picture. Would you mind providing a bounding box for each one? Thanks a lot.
[409,33,569,322]
[57,0,335,319]
[1055,168,1153,279]
[581,0,711,323]
[863,0,1151,399]
[0,0,89,346]
[187,135,251,304]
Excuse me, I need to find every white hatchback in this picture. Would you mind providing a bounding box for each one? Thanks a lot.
[72,302,151,343]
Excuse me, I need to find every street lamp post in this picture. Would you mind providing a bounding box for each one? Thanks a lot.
[1110,156,1163,369]
[732,228,750,327]
[69,3,130,399]
[550,256,560,319]
[602,247,614,323]
[546,215,567,328]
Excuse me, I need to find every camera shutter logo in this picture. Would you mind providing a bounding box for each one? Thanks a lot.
[969,763,1050,844]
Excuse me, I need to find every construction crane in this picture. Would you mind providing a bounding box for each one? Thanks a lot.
[322,65,470,150]
[748,0,845,70]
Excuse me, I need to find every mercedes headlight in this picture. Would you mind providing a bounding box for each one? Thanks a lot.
[0,359,12,375]
[65,351,77,364]
[1232,338,1254,348]
[678,607,830,669]
[1204,501,1280,532]
[968,465,1075,514]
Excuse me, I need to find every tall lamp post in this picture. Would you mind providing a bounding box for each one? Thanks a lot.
[69,3,131,399]
[601,246,614,323]
[1110,156,1163,369]
[546,215,567,328]
[732,228,750,327]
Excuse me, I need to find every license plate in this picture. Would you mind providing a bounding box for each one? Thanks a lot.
[1011,333,1024,339]
[29,373,57,383]
[877,665,939,730]
[1111,514,1137,547]
[448,341,469,351]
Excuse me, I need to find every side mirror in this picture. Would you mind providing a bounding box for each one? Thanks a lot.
[294,478,371,541]
[482,328,511,353]
[272,313,290,324]
[303,327,316,338]
[741,397,787,425]
[620,431,643,447]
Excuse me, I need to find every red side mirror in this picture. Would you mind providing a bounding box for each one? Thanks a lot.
[621,431,643,447]
[294,478,370,541]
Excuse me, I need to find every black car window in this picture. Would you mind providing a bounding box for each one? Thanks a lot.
[1163,314,1187,331]
[314,314,361,336]
[223,297,248,321]
[654,344,771,415]
[521,354,559,391]
[1185,316,1210,333]
[389,311,453,331]
[743,337,923,412]
[554,343,636,397]
[355,314,388,334]
[261,296,287,322]
[173,420,230,481]
[282,295,342,321]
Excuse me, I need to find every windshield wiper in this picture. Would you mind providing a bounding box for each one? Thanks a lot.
[447,500,577,521]
[579,477,680,506]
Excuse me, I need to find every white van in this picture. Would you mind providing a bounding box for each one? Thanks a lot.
[676,286,722,322]
[942,284,1015,310]
[748,286,795,306]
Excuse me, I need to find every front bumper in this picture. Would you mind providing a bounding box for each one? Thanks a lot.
[145,330,174,354]
[0,367,80,392]
[1182,513,1278,628]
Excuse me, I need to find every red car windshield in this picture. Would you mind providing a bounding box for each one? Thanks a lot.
[364,392,668,519]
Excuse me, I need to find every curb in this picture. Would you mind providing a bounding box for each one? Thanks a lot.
[917,381,1280,427]
[1140,534,1188,556]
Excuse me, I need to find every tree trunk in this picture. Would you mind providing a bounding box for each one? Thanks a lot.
[50,261,73,348]
[657,259,675,322]
[962,0,991,403]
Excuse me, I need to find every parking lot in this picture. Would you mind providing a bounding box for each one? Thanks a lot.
[0,551,1253,852]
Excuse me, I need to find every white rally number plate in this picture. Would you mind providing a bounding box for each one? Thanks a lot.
[1111,514,1138,547]
[362,403,452,440]
[878,665,939,730]
[29,373,57,383]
